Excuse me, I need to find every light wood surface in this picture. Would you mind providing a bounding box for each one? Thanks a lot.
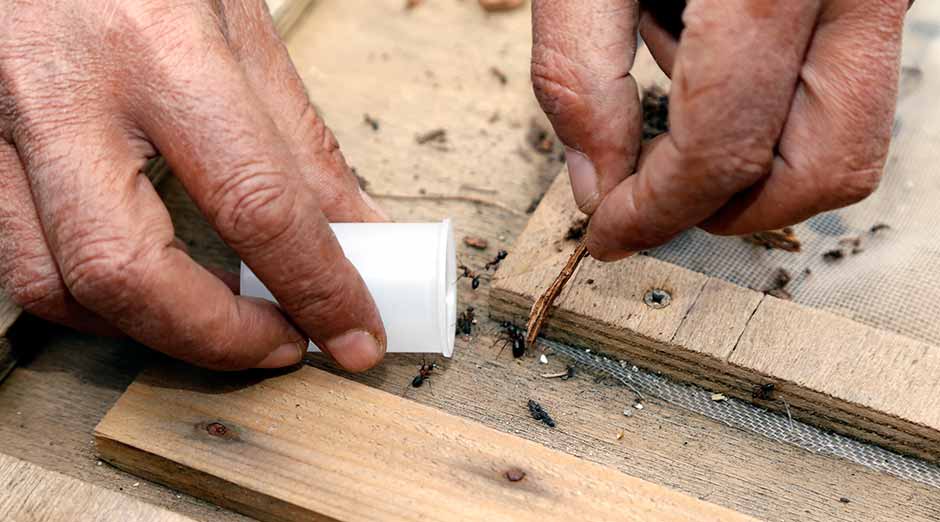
[2,2,940,522]
[490,171,940,462]
[0,453,197,522]
[96,362,755,522]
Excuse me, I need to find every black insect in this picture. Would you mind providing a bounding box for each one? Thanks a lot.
[494,321,526,359]
[459,263,482,290]
[411,362,437,388]
[456,306,476,335]
[752,383,775,401]
[484,250,509,271]
[527,399,556,428]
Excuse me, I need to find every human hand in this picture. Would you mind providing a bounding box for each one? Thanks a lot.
[531,0,909,259]
[0,0,388,371]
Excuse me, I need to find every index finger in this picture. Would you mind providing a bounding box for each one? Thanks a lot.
[587,0,820,259]
[133,13,386,371]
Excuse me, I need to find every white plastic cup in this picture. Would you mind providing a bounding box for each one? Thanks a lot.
[240,220,457,357]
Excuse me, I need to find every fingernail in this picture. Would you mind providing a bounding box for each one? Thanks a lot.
[323,330,385,372]
[565,147,600,213]
[360,189,391,221]
[256,341,306,369]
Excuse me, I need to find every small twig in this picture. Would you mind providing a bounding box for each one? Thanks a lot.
[541,370,570,379]
[526,239,590,346]
[370,193,525,217]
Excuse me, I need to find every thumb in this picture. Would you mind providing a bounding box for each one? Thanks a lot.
[531,0,643,214]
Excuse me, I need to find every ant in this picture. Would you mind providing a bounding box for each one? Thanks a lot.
[458,263,481,290]
[411,361,437,388]
[484,250,508,271]
[494,321,526,359]
[456,306,476,335]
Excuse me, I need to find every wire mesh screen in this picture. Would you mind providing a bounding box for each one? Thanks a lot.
[647,5,940,347]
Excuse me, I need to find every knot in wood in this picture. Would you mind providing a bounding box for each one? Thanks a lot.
[206,422,228,437]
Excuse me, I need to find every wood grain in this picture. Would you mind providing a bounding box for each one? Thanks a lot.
[95,362,754,522]
[0,453,197,522]
[490,170,940,462]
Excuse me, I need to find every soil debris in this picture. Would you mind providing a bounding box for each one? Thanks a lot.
[565,217,589,241]
[527,399,556,428]
[489,66,508,85]
[743,227,801,252]
[463,236,489,250]
[527,120,556,154]
[764,268,793,300]
[416,128,447,145]
[642,85,670,141]
[541,366,575,380]
[479,0,526,12]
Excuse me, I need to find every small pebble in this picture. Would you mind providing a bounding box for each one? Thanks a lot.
[711,393,727,402]
[839,497,851,504]
[539,354,548,364]
[623,408,634,417]
[96,461,102,467]
[634,402,644,410]
[132,482,140,488]
[616,430,624,440]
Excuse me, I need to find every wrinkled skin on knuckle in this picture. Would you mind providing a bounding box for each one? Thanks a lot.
[531,46,590,123]
[210,167,300,251]
[294,105,350,174]
[0,252,67,314]
[674,135,774,196]
[281,261,355,328]
[59,234,154,314]
[825,166,883,207]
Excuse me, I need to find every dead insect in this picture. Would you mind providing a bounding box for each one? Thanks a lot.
[743,227,801,252]
[822,249,845,262]
[363,113,380,131]
[484,250,509,270]
[752,383,775,401]
[527,399,556,427]
[494,321,526,359]
[489,66,508,85]
[411,361,437,388]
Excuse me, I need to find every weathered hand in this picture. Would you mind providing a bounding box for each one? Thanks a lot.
[532,0,909,259]
[0,0,388,371]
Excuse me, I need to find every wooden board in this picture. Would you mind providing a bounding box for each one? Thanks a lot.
[95,362,754,522]
[3,2,940,522]
[490,167,940,463]
[0,453,197,522]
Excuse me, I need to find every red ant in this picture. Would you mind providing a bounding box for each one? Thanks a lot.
[411,361,437,388]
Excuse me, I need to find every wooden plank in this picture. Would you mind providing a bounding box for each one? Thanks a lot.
[0,452,197,522]
[95,363,755,522]
[490,169,940,462]
[0,291,21,338]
